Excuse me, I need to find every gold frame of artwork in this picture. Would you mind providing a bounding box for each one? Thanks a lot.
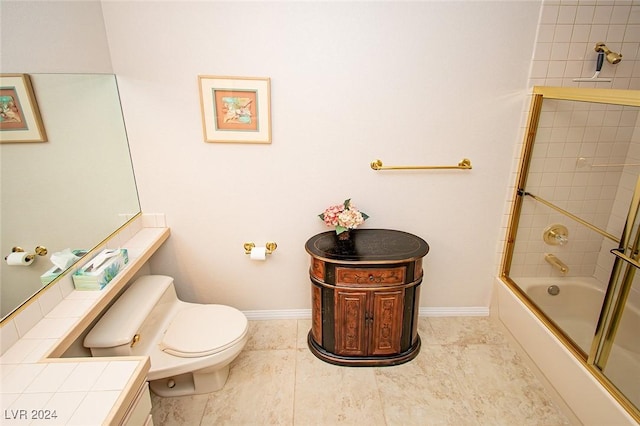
[0,74,47,143]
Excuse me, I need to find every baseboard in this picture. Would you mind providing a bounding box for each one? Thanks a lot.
[241,307,490,320]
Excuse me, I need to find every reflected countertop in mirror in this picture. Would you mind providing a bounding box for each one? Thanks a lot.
[1,73,141,319]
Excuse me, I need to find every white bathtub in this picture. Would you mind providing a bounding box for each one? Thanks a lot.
[496,278,639,424]
[516,277,605,353]
[514,276,640,410]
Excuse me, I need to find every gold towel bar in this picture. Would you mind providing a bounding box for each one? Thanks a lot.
[370,158,472,171]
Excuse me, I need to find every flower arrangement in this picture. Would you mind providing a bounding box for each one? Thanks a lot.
[319,199,369,236]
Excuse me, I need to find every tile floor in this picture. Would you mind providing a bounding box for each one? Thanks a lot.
[150,317,576,425]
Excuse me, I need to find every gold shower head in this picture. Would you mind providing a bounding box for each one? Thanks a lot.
[595,42,622,64]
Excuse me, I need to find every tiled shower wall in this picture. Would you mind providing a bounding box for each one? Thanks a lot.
[530,1,639,89]
[502,0,640,284]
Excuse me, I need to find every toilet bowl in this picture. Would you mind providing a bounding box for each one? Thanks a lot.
[84,275,248,397]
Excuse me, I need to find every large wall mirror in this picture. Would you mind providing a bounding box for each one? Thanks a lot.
[1,73,141,320]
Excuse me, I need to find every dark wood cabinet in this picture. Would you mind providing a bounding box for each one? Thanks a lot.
[305,229,429,366]
[334,287,404,357]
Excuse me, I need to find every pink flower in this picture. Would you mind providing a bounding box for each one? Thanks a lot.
[318,199,369,234]
[321,204,344,227]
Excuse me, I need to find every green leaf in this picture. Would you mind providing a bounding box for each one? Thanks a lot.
[318,213,325,220]
[362,212,370,220]
[336,226,348,234]
[343,199,351,209]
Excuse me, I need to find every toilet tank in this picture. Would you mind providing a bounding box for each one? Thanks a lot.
[84,275,178,357]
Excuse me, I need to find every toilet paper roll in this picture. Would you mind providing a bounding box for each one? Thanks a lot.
[250,246,267,261]
[6,252,35,266]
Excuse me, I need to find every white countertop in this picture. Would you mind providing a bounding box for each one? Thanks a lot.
[1,224,169,425]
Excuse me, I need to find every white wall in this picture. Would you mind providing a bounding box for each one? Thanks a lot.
[0,0,112,73]
[100,1,540,311]
[1,1,542,312]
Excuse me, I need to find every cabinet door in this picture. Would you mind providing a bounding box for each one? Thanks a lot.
[334,290,368,356]
[122,383,152,426]
[370,290,404,356]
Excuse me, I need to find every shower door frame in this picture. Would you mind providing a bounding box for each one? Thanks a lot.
[500,86,640,422]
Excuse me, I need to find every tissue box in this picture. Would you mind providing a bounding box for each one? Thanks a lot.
[72,249,128,290]
[40,249,89,285]
[40,266,65,286]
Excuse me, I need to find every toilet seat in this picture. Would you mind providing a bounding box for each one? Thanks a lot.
[160,305,248,358]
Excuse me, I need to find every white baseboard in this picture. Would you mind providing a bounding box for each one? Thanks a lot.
[241,307,489,320]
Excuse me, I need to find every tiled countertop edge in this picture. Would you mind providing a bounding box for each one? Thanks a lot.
[1,219,170,425]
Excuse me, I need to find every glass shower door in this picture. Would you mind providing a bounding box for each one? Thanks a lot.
[600,269,640,409]
[591,176,640,410]
[501,87,640,421]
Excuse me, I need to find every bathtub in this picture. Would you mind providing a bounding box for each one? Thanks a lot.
[515,277,606,353]
[513,276,640,411]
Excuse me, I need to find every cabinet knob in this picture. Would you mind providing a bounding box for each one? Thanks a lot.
[369,274,374,281]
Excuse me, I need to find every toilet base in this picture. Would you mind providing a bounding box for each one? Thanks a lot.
[149,365,230,397]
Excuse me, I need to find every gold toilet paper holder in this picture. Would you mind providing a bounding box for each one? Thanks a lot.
[244,242,277,254]
[4,245,48,262]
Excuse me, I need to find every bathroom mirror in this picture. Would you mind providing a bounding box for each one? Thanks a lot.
[1,73,141,320]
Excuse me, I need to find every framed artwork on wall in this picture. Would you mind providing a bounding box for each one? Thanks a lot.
[0,74,47,143]
[198,76,271,144]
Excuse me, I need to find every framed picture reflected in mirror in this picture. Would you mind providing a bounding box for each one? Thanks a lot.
[0,74,47,143]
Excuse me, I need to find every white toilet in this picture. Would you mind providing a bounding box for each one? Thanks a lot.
[84,275,248,397]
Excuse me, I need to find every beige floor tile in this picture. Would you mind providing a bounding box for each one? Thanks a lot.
[245,319,298,351]
[150,317,577,426]
[421,316,508,346]
[200,349,296,425]
[296,319,311,349]
[294,349,386,425]
[453,344,571,425]
[150,392,209,426]
[375,346,478,426]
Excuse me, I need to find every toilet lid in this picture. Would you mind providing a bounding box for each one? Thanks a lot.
[160,305,248,358]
